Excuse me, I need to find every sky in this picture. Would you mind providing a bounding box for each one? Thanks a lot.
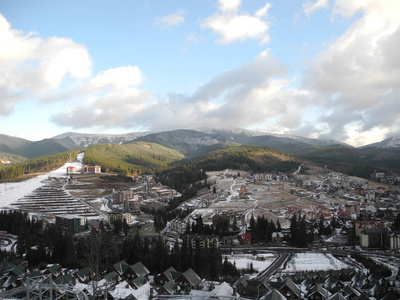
[0,0,399,147]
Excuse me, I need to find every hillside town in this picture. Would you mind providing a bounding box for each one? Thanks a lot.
[1,156,400,299]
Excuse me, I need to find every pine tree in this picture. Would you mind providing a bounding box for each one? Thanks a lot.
[394,213,400,230]
[289,215,298,246]
[297,216,308,248]
[276,219,282,232]
[249,214,255,233]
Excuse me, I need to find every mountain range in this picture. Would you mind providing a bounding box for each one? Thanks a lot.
[1,128,400,161]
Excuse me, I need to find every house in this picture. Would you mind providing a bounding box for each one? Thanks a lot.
[328,292,346,300]
[307,284,330,299]
[264,289,287,300]
[276,277,301,299]
[113,260,133,279]
[98,271,119,287]
[210,281,234,298]
[155,266,177,286]
[43,264,62,279]
[82,165,101,174]
[74,267,94,284]
[157,280,176,295]
[131,282,152,300]
[108,281,135,300]
[175,268,201,290]
[239,234,252,245]
[53,273,75,285]
[339,285,362,299]
[131,276,147,289]
[131,261,150,279]
[66,166,79,174]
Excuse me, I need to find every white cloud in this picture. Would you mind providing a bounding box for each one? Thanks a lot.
[218,0,241,13]
[202,1,271,45]
[52,50,312,133]
[51,87,152,128]
[136,51,313,132]
[303,0,329,17]
[0,14,92,115]
[303,0,400,145]
[87,66,143,91]
[153,9,185,29]
[52,65,152,128]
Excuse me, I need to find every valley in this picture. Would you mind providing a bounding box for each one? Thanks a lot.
[1,132,400,299]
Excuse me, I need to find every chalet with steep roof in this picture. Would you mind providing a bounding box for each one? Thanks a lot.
[74,267,94,284]
[175,268,201,290]
[157,280,176,295]
[155,266,176,286]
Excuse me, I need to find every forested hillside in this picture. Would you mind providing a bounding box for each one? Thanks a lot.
[299,145,400,178]
[0,150,80,181]
[0,152,26,165]
[82,142,184,176]
[189,144,299,173]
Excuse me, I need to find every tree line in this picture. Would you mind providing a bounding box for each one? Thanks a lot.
[0,211,226,281]
[0,150,79,181]
[82,142,183,176]
[248,214,282,244]
[193,145,299,174]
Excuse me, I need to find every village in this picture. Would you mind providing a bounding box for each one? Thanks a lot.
[1,156,400,299]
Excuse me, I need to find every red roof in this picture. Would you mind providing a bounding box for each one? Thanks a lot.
[240,234,252,240]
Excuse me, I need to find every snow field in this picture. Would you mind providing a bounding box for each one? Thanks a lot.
[284,252,349,272]
[226,253,277,277]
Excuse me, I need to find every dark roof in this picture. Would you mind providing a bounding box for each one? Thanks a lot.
[75,267,92,281]
[340,285,361,298]
[171,271,182,282]
[104,271,118,284]
[11,264,25,277]
[324,275,340,286]
[132,276,146,288]
[46,264,62,277]
[308,284,330,299]
[53,273,74,285]
[233,275,249,288]
[328,292,346,300]
[300,277,315,290]
[131,261,150,277]
[113,260,130,276]
[381,293,400,300]
[264,289,287,300]
[2,274,19,289]
[161,266,177,280]
[356,293,372,300]
[159,280,175,295]
[281,277,301,297]
[181,268,201,286]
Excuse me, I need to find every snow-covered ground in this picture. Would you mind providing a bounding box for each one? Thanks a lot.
[284,252,349,272]
[226,253,277,278]
[0,153,84,208]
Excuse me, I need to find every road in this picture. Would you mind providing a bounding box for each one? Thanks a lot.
[253,252,290,280]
